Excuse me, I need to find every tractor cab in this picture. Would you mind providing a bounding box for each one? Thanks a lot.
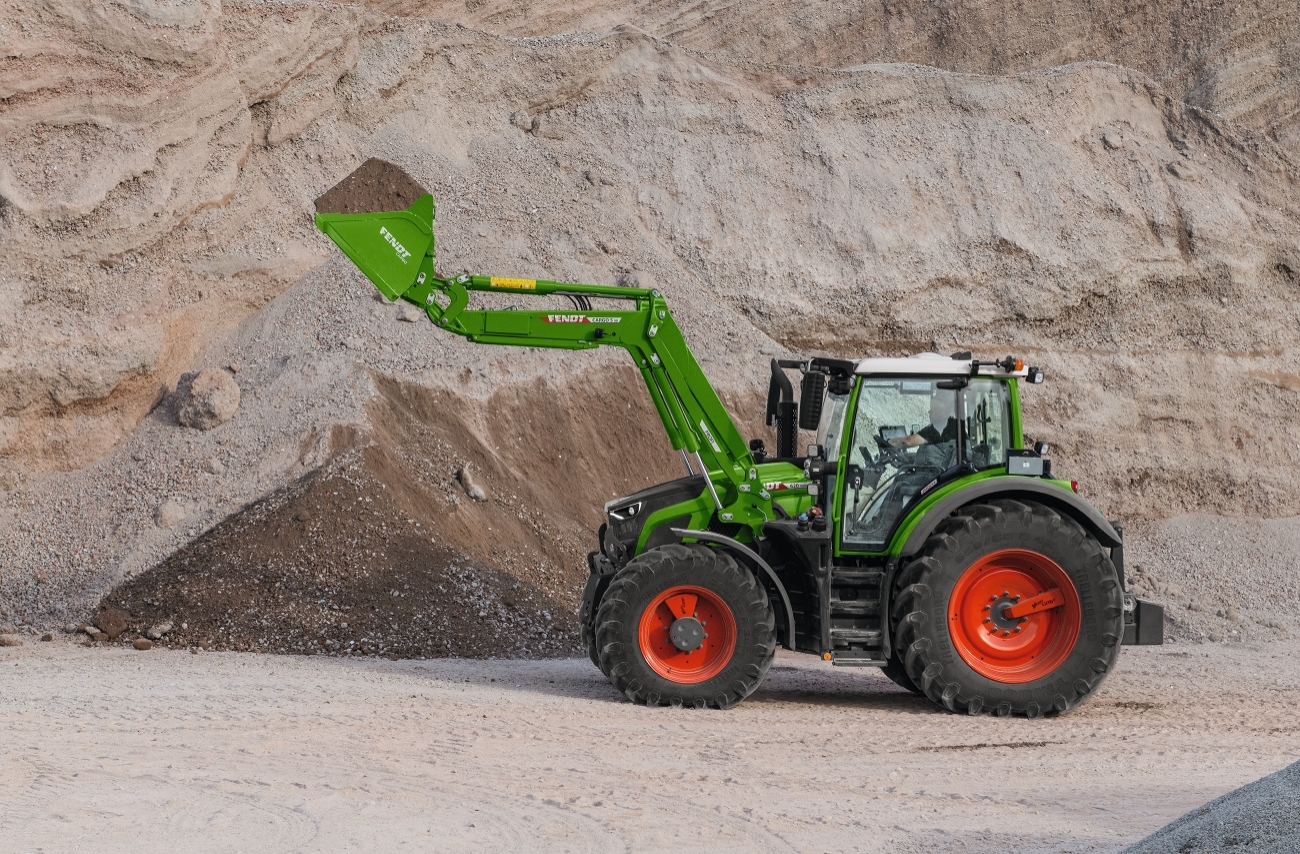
[816,354,1031,554]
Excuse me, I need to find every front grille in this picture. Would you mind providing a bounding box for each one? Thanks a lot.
[706,517,744,539]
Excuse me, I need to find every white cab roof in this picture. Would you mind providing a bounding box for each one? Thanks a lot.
[853,353,1028,378]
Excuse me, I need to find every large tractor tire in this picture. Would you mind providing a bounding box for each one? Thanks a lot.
[881,652,923,695]
[579,592,604,674]
[892,499,1123,718]
[595,544,776,709]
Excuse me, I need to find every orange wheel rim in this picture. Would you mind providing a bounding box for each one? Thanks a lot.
[947,549,1081,684]
[637,585,737,684]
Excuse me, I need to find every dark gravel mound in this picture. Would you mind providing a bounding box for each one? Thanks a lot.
[313,157,429,215]
[1122,760,1300,853]
[98,452,581,659]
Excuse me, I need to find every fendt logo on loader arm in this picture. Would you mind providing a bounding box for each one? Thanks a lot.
[543,315,622,324]
[378,226,413,264]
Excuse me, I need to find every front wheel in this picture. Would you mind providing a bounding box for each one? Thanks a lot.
[595,544,775,709]
[892,499,1123,717]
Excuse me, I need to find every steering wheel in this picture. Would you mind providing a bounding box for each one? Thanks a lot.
[871,435,909,466]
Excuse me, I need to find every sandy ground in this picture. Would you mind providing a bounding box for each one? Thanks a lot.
[3,641,1298,853]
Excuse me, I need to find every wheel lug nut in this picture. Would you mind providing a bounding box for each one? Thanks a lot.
[1013,627,1022,633]
[1001,631,1010,637]
[983,618,992,624]
[982,605,991,612]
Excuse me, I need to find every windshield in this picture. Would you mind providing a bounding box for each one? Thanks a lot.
[839,377,1011,550]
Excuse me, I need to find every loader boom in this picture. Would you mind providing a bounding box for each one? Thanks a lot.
[315,180,772,525]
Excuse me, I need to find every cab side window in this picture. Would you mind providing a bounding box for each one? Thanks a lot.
[963,380,1010,470]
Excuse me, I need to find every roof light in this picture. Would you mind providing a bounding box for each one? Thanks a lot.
[1027,366,1045,384]
[1014,358,1025,372]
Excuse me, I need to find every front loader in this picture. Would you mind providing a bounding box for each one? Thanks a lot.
[315,159,1163,717]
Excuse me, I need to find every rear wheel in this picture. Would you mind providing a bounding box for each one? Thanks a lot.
[892,499,1123,717]
[595,544,775,709]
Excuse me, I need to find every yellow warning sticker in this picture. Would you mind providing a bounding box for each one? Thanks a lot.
[490,277,536,290]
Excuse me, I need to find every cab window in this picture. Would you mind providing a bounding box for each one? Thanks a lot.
[840,379,955,550]
[963,379,1010,470]
[839,377,1012,551]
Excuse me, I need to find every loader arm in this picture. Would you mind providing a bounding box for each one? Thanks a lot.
[315,179,773,525]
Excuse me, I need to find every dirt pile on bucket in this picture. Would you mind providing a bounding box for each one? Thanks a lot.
[313,158,430,216]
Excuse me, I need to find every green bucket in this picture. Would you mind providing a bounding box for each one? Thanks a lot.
[314,159,435,301]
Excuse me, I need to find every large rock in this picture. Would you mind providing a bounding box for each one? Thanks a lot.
[174,370,240,430]
[155,498,192,529]
[92,607,128,641]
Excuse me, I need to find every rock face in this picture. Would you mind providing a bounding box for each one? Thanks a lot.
[403,0,1300,156]
[1,1,1300,633]
[174,370,240,430]
[0,0,361,475]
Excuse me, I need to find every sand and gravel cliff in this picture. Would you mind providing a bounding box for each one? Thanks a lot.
[1,1,1299,646]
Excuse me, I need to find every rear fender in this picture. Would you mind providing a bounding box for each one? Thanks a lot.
[898,478,1122,558]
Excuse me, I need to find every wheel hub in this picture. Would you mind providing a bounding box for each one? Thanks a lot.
[668,616,705,652]
[637,585,737,685]
[986,593,1025,633]
[948,549,1082,684]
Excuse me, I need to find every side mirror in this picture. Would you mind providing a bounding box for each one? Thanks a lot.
[798,371,826,430]
[828,375,853,395]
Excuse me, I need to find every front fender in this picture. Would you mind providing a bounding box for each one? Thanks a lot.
[672,528,796,651]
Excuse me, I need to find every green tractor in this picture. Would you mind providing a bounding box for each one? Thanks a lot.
[315,160,1163,717]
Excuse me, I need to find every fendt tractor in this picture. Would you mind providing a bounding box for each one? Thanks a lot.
[315,159,1163,717]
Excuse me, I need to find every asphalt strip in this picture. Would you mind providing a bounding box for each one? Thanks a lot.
[1122,759,1300,853]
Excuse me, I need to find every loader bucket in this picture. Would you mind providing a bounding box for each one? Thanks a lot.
[314,158,435,301]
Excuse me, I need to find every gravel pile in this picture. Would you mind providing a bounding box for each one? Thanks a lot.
[1121,759,1300,853]
[1124,515,1300,644]
[100,451,582,659]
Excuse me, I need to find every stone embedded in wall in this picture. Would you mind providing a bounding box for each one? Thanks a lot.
[174,369,240,430]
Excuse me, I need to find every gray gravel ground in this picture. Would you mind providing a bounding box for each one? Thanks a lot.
[1121,759,1300,853]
